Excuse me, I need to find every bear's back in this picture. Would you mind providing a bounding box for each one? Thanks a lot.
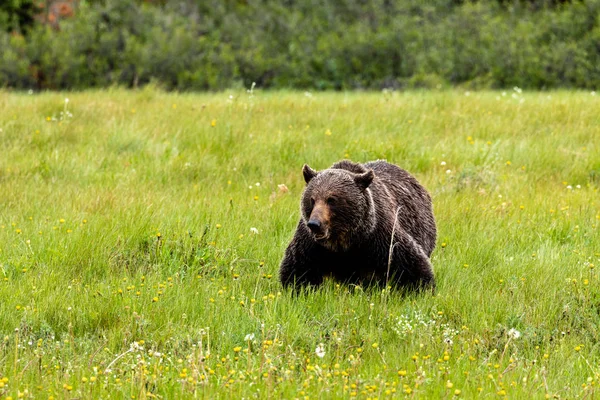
[364,160,437,257]
[329,159,436,256]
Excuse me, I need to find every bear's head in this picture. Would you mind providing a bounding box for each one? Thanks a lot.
[301,164,375,251]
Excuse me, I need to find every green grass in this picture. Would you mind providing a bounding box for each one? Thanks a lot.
[0,88,599,399]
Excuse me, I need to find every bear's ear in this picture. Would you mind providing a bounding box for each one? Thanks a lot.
[354,170,374,190]
[302,164,317,184]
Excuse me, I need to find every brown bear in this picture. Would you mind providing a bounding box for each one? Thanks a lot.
[279,159,436,291]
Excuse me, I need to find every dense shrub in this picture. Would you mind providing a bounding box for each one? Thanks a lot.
[0,0,599,90]
[0,0,36,34]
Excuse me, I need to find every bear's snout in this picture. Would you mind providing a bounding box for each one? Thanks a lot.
[306,219,327,239]
[306,219,322,232]
[306,200,330,239]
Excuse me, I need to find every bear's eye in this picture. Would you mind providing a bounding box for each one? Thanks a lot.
[310,198,315,207]
[326,197,336,206]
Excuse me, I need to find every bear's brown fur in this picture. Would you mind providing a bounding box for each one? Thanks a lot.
[280,160,436,290]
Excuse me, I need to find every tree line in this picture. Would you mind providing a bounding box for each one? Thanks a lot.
[1,0,598,90]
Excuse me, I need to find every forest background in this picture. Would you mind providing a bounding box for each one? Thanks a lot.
[1,0,600,91]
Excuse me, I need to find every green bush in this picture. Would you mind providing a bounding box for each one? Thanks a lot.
[0,0,599,90]
[0,0,36,34]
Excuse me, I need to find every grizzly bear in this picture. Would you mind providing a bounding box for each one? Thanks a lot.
[279,160,436,291]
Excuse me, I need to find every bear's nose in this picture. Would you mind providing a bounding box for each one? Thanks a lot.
[306,219,321,233]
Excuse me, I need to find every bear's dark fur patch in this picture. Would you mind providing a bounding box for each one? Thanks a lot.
[280,160,436,291]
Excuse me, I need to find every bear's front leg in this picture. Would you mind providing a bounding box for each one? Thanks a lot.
[387,229,435,291]
[280,223,324,290]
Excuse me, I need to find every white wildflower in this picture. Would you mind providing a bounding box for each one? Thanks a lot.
[244,333,255,341]
[315,343,326,358]
[507,328,521,339]
[250,227,259,235]
[130,341,143,351]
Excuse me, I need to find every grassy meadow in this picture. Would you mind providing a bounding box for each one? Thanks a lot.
[0,88,599,399]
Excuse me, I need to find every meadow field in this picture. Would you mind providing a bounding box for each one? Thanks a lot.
[0,88,599,399]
